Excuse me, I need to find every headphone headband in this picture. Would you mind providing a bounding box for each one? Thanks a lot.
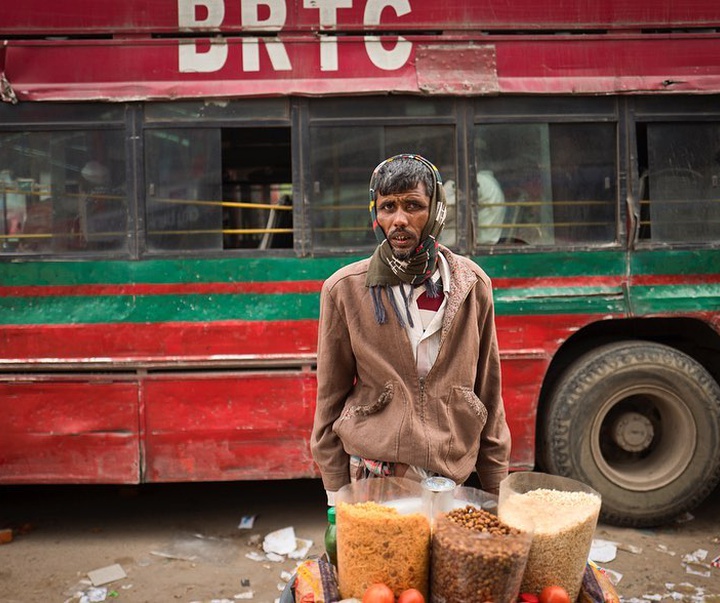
[369,153,442,200]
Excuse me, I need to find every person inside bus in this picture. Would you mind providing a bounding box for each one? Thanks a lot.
[443,169,507,245]
[310,154,510,504]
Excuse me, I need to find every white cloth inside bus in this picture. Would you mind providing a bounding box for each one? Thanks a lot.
[443,170,506,245]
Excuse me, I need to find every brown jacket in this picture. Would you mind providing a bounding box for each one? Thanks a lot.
[311,247,511,493]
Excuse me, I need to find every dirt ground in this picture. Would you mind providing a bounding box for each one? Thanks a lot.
[1,478,719,603]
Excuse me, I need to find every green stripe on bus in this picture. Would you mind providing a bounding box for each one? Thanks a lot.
[2,249,718,288]
[629,284,720,314]
[0,293,321,325]
[0,250,630,286]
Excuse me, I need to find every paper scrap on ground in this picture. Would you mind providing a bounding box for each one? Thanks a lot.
[289,538,313,559]
[589,539,617,563]
[238,515,257,529]
[87,564,127,586]
[263,527,297,555]
[682,548,711,577]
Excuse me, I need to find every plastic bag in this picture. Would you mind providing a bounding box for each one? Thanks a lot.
[293,558,340,603]
[577,561,620,603]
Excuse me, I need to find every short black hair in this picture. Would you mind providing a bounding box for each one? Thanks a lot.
[371,156,435,200]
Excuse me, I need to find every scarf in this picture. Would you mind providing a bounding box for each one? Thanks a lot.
[365,154,447,325]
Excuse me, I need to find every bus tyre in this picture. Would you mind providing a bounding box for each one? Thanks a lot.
[541,340,720,528]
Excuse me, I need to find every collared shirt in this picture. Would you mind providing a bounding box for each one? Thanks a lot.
[388,253,451,377]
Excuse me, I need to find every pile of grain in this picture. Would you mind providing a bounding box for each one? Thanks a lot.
[431,505,531,603]
[336,500,430,599]
[499,488,601,601]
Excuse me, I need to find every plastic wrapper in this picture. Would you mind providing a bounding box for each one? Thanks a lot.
[430,485,533,603]
[499,472,601,602]
[335,477,430,600]
[291,558,340,603]
[578,561,621,603]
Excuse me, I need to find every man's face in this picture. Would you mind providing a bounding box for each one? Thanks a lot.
[375,183,430,260]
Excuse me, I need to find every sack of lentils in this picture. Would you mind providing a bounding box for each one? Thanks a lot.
[498,472,602,602]
[335,478,431,600]
[431,504,533,603]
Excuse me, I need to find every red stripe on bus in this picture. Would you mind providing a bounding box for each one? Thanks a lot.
[491,275,624,289]
[2,274,716,299]
[0,320,320,362]
[0,313,610,365]
[630,274,720,286]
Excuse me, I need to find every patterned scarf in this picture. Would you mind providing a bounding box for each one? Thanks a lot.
[365,154,447,326]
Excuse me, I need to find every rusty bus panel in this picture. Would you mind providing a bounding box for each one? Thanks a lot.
[0,376,141,483]
[143,371,318,482]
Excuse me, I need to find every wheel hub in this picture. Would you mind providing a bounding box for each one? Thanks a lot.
[612,411,654,452]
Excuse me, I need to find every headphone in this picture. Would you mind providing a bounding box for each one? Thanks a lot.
[368,153,442,205]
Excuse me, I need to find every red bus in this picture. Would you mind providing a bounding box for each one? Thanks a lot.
[1,0,720,527]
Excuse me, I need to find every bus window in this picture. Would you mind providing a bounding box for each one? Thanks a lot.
[638,123,720,244]
[144,127,292,252]
[472,123,617,247]
[0,130,127,254]
[309,125,456,250]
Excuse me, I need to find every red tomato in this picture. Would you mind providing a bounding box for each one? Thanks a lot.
[398,588,425,603]
[362,583,395,603]
[539,585,571,603]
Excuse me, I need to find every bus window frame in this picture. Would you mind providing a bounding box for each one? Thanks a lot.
[469,96,626,255]
[139,101,295,258]
[0,104,137,259]
[629,96,720,250]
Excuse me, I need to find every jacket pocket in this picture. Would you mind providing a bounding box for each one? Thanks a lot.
[334,382,400,457]
[339,381,394,420]
[441,386,488,470]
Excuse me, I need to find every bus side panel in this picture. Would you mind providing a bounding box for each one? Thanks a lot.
[143,372,318,482]
[499,355,547,470]
[0,378,140,483]
[0,320,319,365]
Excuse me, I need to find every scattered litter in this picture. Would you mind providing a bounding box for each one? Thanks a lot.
[682,548,711,577]
[277,582,287,591]
[234,591,254,600]
[238,515,257,529]
[656,543,676,556]
[241,578,251,587]
[616,542,642,554]
[152,533,238,564]
[280,570,294,582]
[260,526,313,561]
[600,567,623,585]
[712,536,720,544]
[64,586,108,603]
[87,564,127,587]
[589,539,617,563]
[712,554,720,569]
[247,534,262,547]
[151,550,198,562]
[288,538,313,560]
[263,527,297,555]
[245,551,267,562]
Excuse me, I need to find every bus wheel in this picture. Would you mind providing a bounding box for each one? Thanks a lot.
[540,340,720,528]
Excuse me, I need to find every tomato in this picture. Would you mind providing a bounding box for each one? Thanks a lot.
[362,583,395,603]
[538,585,571,603]
[398,588,425,603]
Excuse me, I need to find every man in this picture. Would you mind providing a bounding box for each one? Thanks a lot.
[310,154,510,503]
